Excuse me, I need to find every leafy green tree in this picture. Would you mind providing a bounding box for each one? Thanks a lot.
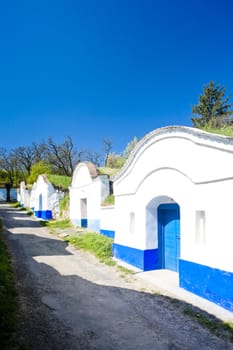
[27,161,52,184]
[192,81,233,129]
[106,153,126,169]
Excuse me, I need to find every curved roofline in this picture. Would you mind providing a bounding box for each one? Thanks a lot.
[38,174,50,184]
[113,125,233,182]
[71,161,99,187]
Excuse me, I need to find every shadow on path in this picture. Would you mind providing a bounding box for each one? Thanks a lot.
[1,204,232,350]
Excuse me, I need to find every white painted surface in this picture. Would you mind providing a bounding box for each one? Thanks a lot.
[69,162,110,229]
[113,126,233,273]
[18,181,31,207]
[100,206,115,231]
[34,175,55,212]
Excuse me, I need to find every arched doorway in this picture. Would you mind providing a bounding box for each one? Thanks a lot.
[158,203,180,272]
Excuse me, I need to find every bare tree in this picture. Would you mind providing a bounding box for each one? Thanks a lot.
[103,139,113,167]
[0,148,22,201]
[12,142,47,179]
[46,136,78,176]
[85,151,102,167]
[32,142,47,162]
[13,146,36,177]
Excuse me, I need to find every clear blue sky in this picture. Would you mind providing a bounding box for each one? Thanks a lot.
[1,0,233,154]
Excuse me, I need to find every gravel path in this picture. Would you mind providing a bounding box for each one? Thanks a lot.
[1,204,233,350]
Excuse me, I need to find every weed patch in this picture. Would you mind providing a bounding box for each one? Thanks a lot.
[102,194,115,206]
[11,202,21,208]
[201,125,233,137]
[65,232,115,266]
[183,307,233,341]
[0,219,18,349]
[47,174,71,190]
[117,265,133,275]
[59,194,69,217]
[40,218,72,230]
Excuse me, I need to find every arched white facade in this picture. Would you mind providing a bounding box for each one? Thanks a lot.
[34,174,59,220]
[18,181,31,208]
[69,162,111,233]
[113,126,233,311]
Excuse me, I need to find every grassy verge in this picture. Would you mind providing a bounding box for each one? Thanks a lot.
[11,203,33,216]
[183,307,233,341]
[42,219,130,269]
[64,232,116,266]
[40,218,72,230]
[11,202,21,208]
[102,194,115,206]
[19,207,33,216]
[200,125,233,137]
[47,174,71,191]
[0,219,18,349]
[59,194,69,217]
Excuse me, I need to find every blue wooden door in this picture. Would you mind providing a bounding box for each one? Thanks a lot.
[158,203,180,272]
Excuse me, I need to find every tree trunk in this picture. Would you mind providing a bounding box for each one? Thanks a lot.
[5,183,12,202]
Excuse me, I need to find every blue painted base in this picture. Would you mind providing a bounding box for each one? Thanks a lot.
[179,259,233,312]
[113,243,158,271]
[34,210,42,218]
[35,210,52,220]
[41,210,52,220]
[81,218,88,228]
[100,229,115,239]
[81,219,100,231]
[71,218,101,232]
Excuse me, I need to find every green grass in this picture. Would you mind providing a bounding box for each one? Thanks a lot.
[65,232,115,266]
[98,167,121,177]
[117,265,133,275]
[11,202,21,208]
[200,125,233,137]
[17,206,33,216]
[40,218,72,229]
[59,194,69,217]
[183,307,233,341]
[47,174,71,190]
[102,194,115,206]
[0,219,18,349]
[24,208,34,216]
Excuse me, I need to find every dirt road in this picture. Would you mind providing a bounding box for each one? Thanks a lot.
[1,204,232,349]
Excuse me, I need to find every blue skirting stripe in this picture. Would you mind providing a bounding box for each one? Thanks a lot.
[179,259,233,312]
[81,218,88,228]
[41,210,52,220]
[71,218,100,232]
[113,243,158,271]
[100,229,115,238]
[34,210,42,218]
[35,210,52,220]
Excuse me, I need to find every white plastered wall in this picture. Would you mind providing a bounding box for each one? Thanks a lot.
[113,126,233,273]
[69,162,110,225]
[34,175,55,211]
